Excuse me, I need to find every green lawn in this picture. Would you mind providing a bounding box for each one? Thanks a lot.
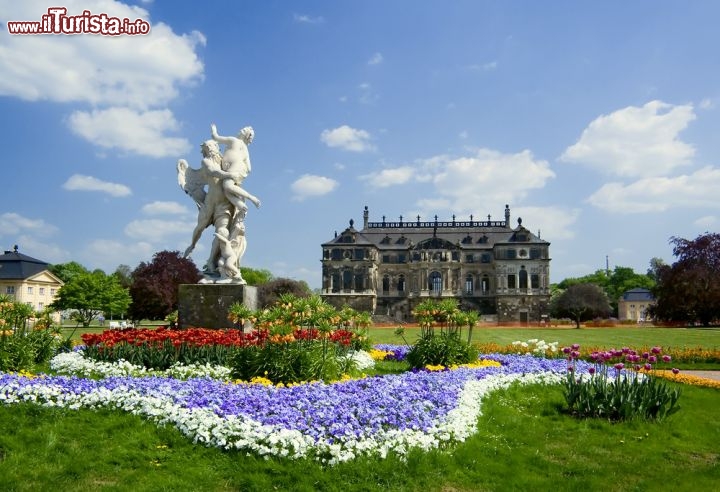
[371,325,720,349]
[0,382,717,491]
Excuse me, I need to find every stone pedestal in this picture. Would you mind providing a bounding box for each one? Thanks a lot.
[178,284,257,329]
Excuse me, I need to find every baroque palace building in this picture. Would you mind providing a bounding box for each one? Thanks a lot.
[321,205,551,323]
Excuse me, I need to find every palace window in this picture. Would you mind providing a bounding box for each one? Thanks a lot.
[507,274,516,289]
[382,275,390,294]
[343,270,353,290]
[429,271,442,294]
[398,274,406,292]
[6,286,15,295]
[531,274,540,289]
[481,253,491,263]
[39,287,45,296]
[481,275,490,293]
[465,274,474,295]
[519,268,528,289]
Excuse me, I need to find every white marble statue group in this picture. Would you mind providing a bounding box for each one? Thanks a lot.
[177,123,260,284]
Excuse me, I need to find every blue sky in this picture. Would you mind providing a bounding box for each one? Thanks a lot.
[1,0,719,289]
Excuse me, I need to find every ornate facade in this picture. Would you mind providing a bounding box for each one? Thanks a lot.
[321,205,551,323]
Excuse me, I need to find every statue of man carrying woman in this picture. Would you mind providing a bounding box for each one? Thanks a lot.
[176,123,260,284]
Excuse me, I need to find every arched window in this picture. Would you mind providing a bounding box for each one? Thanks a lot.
[429,271,442,294]
[398,274,406,292]
[481,275,490,293]
[332,273,341,293]
[382,275,390,294]
[519,267,528,289]
[465,274,474,294]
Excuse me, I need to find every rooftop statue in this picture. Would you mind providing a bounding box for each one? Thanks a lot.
[177,124,260,284]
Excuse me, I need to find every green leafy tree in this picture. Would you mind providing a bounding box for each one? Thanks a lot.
[128,250,202,323]
[557,266,654,314]
[240,267,273,286]
[551,283,612,328]
[50,271,131,327]
[650,233,720,326]
[113,264,133,289]
[48,261,89,283]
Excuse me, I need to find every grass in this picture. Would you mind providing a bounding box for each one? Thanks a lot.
[0,382,717,491]
[372,325,720,350]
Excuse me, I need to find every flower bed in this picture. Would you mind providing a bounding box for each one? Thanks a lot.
[0,352,569,464]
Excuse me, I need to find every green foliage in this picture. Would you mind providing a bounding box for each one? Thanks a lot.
[406,331,479,368]
[556,265,655,313]
[563,346,681,422]
[230,340,354,384]
[564,371,681,422]
[48,261,89,283]
[0,298,62,372]
[551,283,612,328]
[239,267,273,286]
[51,270,131,327]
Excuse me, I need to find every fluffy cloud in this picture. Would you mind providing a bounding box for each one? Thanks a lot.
[560,100,696,177]
[0,212,58,237]
[361,149,554,214]
[62,174,132,197]
[293,14,325,24]
[124,219,193,240]
[290,175,338,201]
[68,108,191,157]
[320,125,375,152]
[511,206,581,241]
[359,166,414,187]
[81,239,155,273]
[587,167,720,213]
[0,1,205,109]
[141,201,189,215]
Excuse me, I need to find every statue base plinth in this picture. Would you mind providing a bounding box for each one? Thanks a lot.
[178,284,257,330]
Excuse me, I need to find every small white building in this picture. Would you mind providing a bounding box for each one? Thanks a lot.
[0,246,64,316]
[618,288,655,322]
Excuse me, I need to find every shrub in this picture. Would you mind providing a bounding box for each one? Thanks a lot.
[406,332,478,369]
[562,344,681,421]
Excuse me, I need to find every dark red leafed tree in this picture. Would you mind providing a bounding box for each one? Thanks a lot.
[128,251,202,323]
[650,233,720,326]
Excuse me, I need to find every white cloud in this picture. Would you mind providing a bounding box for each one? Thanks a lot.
[0,212,58,237]
[699,98,715,110]
[142,201,189,215]
[512,206,581,241]
[62,174,132,197]
[290,174,338,201]
[320,125,375,152]
[358,83,379,105]
[694,215,718,229]
[358,149,554,214]
[368,52,383,65]
[68,107,191,157]
[293,13,324,24]
[0,2,205,109]
[81,239,155,273]
[360,166,414,187]
[124,219,193,240]
[560,100,696,177]
[587,166,720,213]
[10,236,70,264]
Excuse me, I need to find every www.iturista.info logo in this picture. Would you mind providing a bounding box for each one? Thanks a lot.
[6,7,151,35]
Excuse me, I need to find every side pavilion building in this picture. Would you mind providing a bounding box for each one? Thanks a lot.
[321,205,551,323]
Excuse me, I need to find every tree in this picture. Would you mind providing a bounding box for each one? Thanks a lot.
[48,261,89,283]
[650,233,720,326]
[113,264,133,289]
[50,271,131,327]
[257,278,311,309]
[556,266,654,314]
[128,251,202,323]
[240,267,273,286]
[551,283,612,328]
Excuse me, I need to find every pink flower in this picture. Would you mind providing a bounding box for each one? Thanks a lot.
[562,347,571,354]
[571,343,580,350]
[644,363,652,371]
[672,368,680,374]
[662,355,672,363]
[614,363,625,370]
[651,346,662,354]
[588,367,596,375]
[648,355,657,363]
[634,364,642,371]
